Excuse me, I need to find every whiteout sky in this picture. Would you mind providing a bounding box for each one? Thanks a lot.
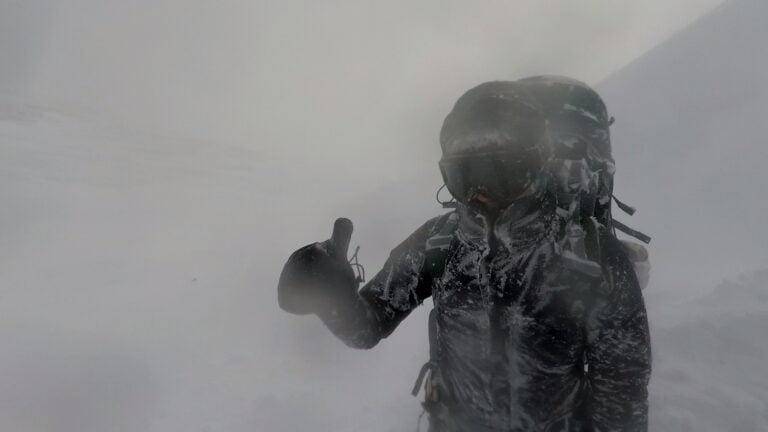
[3,1,723,188]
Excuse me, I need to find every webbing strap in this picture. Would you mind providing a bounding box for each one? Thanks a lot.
[411,361,434,396]
[613,219,652,244]
[612,194,637,216]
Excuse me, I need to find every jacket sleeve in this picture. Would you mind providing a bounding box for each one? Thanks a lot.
[316,216,443,349]
[585,235,652,431]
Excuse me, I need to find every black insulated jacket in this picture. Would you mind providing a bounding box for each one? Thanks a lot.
[317,193,651,432]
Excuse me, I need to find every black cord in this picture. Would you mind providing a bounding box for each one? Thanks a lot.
[436,184,458,208]
[349,246,365,283]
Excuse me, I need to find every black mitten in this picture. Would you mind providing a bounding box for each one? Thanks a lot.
[278,218,358,315]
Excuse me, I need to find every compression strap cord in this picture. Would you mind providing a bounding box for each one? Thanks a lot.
[415,407,428,432]
[349,246,366,283]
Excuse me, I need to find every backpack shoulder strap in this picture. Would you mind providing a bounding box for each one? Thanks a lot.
[423,211,459,281]
[555,217,605,280]
[412,212,458,398]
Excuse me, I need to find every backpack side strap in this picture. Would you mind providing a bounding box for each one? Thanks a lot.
[423,211,459,282]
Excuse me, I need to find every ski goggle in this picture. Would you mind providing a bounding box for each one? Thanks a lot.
[439,148,546,205]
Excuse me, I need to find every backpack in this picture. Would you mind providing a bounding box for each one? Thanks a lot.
[517,75,651,245]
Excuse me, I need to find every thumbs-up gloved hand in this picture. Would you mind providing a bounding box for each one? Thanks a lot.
[278,218,359,315]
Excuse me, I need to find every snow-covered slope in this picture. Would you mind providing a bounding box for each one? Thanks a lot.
[598,0,768,299]
[649,269,768,430]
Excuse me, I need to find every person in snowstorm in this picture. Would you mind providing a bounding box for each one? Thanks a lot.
[277,77,651,431]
